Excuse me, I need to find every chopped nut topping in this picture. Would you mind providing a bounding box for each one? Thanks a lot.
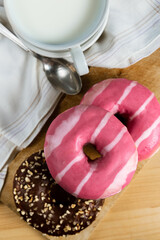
[64,225,71,232]
[24,196,29,202]
[34,156,41,160]
[25,161,29,167]
[49,206,52,211]
[44,208,48,213]
[29,196,33,203]
[15,195,18,200]
[29,212,34,216]
[13,188,17,194]
[27,170,33,175]
[44,203,48,208]
[71,204,76,208]
[55,225,61,230]
[19,196,23,201]
[42,175,47,180]
[35,162,41,166]
[42,152,45,158]
[33,196,39,202]
[29,203,34,207]
[48,213,53,218]
[34,175,39,179]
[60,219,64,224]
[46,220,50,225]
[25,177,30,183]
[21,210,26,215]
[26,218,31,223]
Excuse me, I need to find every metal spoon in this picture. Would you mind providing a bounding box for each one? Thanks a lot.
[0,23,82,95]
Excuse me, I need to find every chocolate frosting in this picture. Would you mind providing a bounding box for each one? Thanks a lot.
[13,150,104,236]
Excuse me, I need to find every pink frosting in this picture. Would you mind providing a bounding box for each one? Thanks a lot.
[44,105,138,199]
[81,78,160,161]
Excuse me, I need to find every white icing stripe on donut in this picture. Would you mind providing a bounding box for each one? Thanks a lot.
[82,79,113,105]
[130,93,154,121]
[91,112,112,143]
[135,116,160,147]
[45,106,88,158]
[73,164,97,196]
[100,150,138,199]
[102,127,127,154]
[111,81,137,114]
[149,145,160,159]
[55,152,84,183]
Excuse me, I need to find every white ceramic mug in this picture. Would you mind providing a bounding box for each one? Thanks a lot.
[3,0,109,75]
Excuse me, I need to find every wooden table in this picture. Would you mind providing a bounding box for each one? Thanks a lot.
[0,148,160,240]
[1,49,160,240]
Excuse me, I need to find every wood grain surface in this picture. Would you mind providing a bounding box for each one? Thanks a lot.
[0,149,160,240]
[1,48,160,240]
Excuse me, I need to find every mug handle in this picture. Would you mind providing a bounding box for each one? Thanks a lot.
[70,46,89,76]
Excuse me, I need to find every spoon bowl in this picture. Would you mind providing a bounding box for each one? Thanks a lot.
[38,56,82,95]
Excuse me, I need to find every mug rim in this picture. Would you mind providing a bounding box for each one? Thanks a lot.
[17,12,109,59]
[4,0,109,51]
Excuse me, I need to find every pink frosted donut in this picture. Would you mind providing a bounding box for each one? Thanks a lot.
[81,78,160,161]
[44,105,138,200]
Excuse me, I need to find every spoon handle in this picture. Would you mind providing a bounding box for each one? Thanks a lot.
[0,23,30,52]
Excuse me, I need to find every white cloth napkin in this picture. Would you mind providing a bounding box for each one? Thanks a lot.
[0,7,62,191]
[85,0,160,68]
[1,0,160,192]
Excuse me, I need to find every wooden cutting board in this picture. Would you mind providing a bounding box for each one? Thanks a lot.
[1,48,160,240]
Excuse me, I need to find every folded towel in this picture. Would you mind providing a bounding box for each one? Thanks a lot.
[86,0,160,68]
[0,7,62,191]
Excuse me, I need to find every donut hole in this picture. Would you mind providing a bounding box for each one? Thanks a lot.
[114,112,128,126]
[83,143,102,162]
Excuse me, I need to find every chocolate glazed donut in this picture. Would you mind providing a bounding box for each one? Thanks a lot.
[13,150,104,236]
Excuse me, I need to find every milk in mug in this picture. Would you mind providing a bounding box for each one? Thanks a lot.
[5,0,103,45]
